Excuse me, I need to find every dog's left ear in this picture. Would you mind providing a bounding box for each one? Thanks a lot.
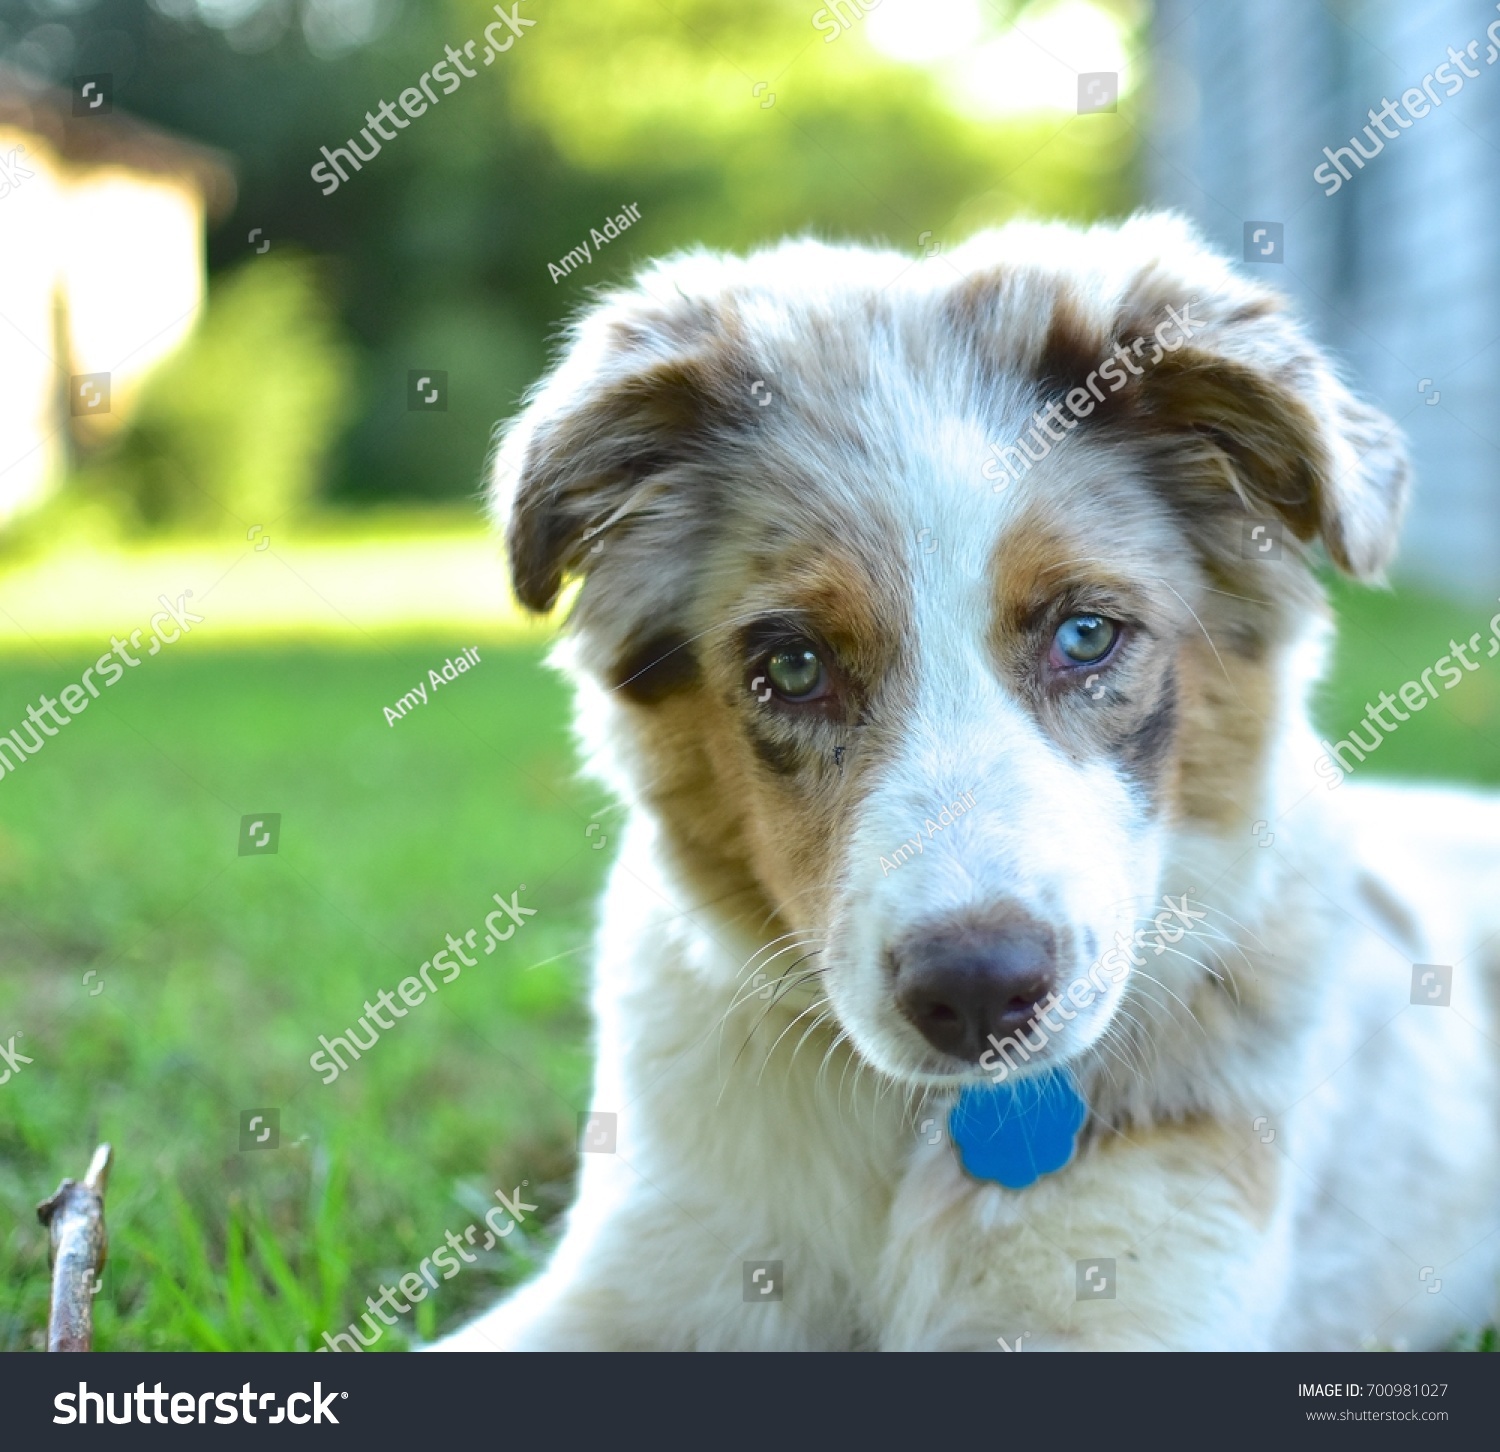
[491,276,752,614]
[1106,227,1409,581]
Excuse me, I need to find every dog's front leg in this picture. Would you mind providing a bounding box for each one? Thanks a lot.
[426,1172,681,1350]
[427,1158,824,1351]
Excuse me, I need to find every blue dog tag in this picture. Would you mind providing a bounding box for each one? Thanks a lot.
[948,1069,1088,1189]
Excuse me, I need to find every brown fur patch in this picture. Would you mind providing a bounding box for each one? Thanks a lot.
[987,510,1151,641]
[985,500,1195,814]
[764,545,902,685]
[609,632,701,705]
[609,683,783,944]
[1124,350,1326,546]
[1171,633,1278,828]
[715,541,910,907]
[593,524,915,970]
[506,311,762,614]
[1034,290,1107,397]
[1031,291,1136,430]
[977,464,1319,829]
[747,727,802,777]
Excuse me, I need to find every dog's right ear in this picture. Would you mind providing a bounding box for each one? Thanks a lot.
[493,280,752,614]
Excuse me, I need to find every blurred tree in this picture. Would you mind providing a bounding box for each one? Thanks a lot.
[74,253,353,532]
[2,0,1141,511]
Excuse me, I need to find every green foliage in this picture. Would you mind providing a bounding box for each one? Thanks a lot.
[55,0,1142,507]
[354,301,533,506]
[474,0,1137,242]
[74,254,354,534]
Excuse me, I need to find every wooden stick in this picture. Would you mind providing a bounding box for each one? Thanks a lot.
[36,1143,114,1353]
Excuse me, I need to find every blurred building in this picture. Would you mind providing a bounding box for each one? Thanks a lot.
[1148,0,1500,593]
[0,66,233,524]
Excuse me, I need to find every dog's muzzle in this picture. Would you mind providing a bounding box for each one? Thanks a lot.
[889,911,1058,1064]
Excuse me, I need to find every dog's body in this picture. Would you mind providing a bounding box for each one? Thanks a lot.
[438,215,1500,1350]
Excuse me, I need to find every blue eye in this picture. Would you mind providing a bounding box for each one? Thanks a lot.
[1053,615,1118,665]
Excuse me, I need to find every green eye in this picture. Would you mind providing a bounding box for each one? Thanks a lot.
[1053,614,1118,665]
[766,646,825,700]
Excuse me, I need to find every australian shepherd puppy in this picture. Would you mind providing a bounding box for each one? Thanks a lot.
[437,213,1500,1351]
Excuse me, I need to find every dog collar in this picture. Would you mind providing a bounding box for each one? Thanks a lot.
[948,1069,1088,1189]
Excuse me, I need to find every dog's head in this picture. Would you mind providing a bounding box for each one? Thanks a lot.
[494,214,1406,1088]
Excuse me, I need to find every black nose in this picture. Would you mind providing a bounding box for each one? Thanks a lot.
[891,917,1057,1063]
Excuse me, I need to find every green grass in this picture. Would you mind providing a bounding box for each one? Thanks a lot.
[2,579,1499,1352]
[0,638,607,1351]
[1319,578,1500,787]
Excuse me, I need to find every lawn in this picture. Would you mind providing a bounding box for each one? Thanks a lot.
[1319,578,1500,788]
[1,577,1498,1351]
[0,636,606,1351]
